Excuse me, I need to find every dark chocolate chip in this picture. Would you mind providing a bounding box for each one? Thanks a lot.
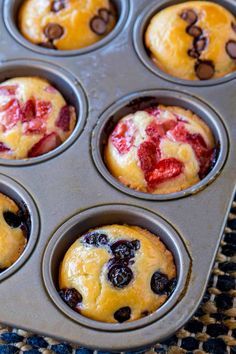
[226,40,236,59]
[187,25,202,37]
[151,271,169,295]
[44,23,64,40]
[51,0,66,12]
[38,41,57,49]
[114,306,131,323]
[108,265,133,288]
[59,288,82,309]
[232,22,236,33]
[194,36,207,52]
[98,8,111,24]
[3,211,22,228]
[90,16,107,35]
[181,9,197,25]
[195,61,215,80]
[188,48,200,58]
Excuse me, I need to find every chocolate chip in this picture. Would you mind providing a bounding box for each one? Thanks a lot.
[51,0,66,12]
[44,23,64,40]
[181,9,197,25]
[188,48,200,58]
[98,8,111,24]
[226,40,236,59]
[194,37,207,52]
[195,61,215,80]
[38,41,57,49]
[187,25,202,37]
[232,22,236,33]
[90,16,107,35]
[114,306,131,323]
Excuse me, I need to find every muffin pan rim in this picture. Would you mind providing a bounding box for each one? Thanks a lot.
[42,203,191,332]
[0,59,88,166]
[3,0,131,57]
[0,173,40,282]
[133,0,236,87]
[91,89,229,201]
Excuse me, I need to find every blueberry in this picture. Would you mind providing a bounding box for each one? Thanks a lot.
[59,288,82,309]
[151,271,170,295]
[108,265,133,288]
[131,239,141,250]
[3,211,22,228]
[111,240,135,259]
[114,306,131,323]
[83,232,108,247]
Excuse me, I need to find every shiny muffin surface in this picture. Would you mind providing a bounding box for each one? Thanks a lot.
[145,1,236,80]
[105,105,216,194]
[0,77,76,159]
[0,193,27,269]
[59,225,176,323]
[18,0,116,50]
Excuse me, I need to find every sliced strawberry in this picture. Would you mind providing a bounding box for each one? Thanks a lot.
[23,118,46,135]
[0,85,18,96]
[186,133,207,159]
[21,99,36,122]
[145,107,161,117]
[1,99,22,129]
[168,122,189,142]
[138,141,160,173]
[146,158,183,188]
[0,99,17,113]
[162,120,178,132]
[146,120,177,141]
[0,142,10,152]
[36,100,52,120]
[56,105,71,132]
[111,120,135,154]
[28,132,62,157]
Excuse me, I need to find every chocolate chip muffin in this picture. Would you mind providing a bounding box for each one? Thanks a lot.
[18,0,116,50]
[59,225,176,323]
[105,105,216,194]
[145,1,236,80]
[0,77,76,159]
[0,193,28,270]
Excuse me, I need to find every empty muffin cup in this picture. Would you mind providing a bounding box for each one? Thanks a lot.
[42,204,190,331]
[91,90,228,200]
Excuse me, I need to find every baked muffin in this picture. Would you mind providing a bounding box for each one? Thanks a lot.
[0,77,76,159]
[59,225,176,323]
[0,193,27,270]
[105,105,216,194]
[18,0,116,50]
[145,1,236,80]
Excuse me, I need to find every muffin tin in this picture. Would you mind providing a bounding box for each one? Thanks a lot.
[0,0,235,352]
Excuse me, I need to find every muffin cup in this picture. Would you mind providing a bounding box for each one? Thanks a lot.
[0,174,39,282]
[91,89,229,201]
[43,204,191,331]
[0,59,87,166]
[133,0,236,87]
[4,0,130,57]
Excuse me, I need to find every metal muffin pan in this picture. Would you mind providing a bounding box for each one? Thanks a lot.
[0,0,235,351]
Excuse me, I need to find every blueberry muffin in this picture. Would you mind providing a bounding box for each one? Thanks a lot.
[105,105,216,194]
[0,77,76,159]
[18,0,116,50]
[59,225,176,323]
[0,193,28,270]
[145,1,236,80]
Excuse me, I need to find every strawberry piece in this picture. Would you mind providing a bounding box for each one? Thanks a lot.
[45,86,57,94]
[21,99,36,122]
[28,132,62,157]
[111,120,135,154]
[0,142,10,152]
[146,120,177,141]
[23,118,46,134]
[138,141,160,173]
[1,99,22,129]
[146,158,183,188]
[0,85,18,96]
[0,99,17,113]
[36,100,52,119]
[168,122,189,142]
[56,105,71,132]
[145,107,161,117]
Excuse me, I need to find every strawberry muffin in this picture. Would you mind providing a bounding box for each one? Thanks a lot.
[105,105,216,194]
[18,0,116,50]
[0,77,76,159]
[59,224,176,323]
[145,1,236,80]
[0,193,28,270]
